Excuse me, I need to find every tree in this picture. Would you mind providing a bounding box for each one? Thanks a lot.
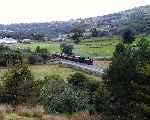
[0,45,23,66]
[60,43,73,55]
[91,28,98,37]
[133,38,150,120]
[121,27,135,44]
[2,65,34,105]
[28,55,44,64]
[35,46,48,63]
[105,43,137,119]
[71,28,83,43]
[98,38,150,120]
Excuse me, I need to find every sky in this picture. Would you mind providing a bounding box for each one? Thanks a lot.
[0,0,150,24]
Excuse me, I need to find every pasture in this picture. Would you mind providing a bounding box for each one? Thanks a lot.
[0,64,101,81]
[8,37,119,58]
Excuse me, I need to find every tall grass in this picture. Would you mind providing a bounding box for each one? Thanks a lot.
[0,104,104,120]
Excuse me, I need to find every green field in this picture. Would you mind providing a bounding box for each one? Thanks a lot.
[8,37,119,58]
[0,64,101,81]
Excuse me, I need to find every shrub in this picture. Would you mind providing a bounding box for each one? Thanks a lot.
[40,75,89,114]
[68,72,89,90]
[121,27,135,44]
[60,43,74,55]
[28,55,44,64]
[0,45,23,66]
[35,46,48,63]
[2,65,35,105]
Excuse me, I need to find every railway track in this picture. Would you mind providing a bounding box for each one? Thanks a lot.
[60,60,105,75]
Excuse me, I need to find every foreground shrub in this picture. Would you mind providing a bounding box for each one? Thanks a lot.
[68,72,89,90]
[2,65,35,105]
[40,75,89,114]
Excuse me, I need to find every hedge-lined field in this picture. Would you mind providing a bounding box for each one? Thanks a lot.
[8,37,119,57]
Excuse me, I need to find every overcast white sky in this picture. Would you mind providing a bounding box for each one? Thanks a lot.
[0,0,150,24]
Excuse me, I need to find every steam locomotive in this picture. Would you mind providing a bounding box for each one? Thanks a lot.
[51,53,94,65]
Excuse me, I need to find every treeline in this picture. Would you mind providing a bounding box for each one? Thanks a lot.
[0,45,49,66]
[0,31,47,41]
[1,6,150,41]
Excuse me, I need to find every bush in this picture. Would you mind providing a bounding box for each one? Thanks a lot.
[121,27,135,44]
[68,72,101,109]
[40,75,89,114]
[0,45,23,66]
[2,65,35,105]
[28,55,44,64]
[35,46,48,63]
[60,43,74,55]
[68,72,89,90]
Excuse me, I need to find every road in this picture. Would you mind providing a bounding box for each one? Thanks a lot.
[60,60,105,75]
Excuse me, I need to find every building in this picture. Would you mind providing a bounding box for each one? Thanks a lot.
[0,37,18,44]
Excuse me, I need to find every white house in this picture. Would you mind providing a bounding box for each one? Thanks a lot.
[0,37,18,44]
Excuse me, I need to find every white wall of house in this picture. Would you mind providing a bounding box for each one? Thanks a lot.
[0,37,18,44]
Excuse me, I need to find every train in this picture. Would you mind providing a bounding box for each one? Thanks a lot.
[50,53,94,65]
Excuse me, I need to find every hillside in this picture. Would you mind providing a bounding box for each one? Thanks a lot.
[0,5,150,38]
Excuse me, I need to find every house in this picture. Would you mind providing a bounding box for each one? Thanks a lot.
[0,37,18,44]
[21,39,32,44]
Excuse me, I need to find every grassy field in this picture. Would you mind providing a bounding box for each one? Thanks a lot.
[74,37,119,57]
[8,37,119,58]
[0,64,101,81]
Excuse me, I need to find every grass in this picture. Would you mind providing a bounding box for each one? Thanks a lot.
[7,37,119,58]
[0,104,104,120]
[74,38,119,57]
[0,64,101,81]
[10,41,60,53]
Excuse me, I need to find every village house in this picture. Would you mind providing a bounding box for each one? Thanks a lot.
[0,37,18,44]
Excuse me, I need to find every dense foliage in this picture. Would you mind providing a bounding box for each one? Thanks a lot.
[40,72,101,114]
[1,65,35,105]
[0,45,23,66]
[60,43,74,55]
[121,27,135,44]
[98,37,150,120]
[40,75,90,114]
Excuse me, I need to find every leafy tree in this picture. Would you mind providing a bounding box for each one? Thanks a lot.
[133,38,150,120]
[91,28,98,37]
[35,46,48,63]
[60,43,73,55]
[71,28,83,43]
[98,38,150,120]
[0,45,23,66]
[28,55,44,64]
[104,43,137,119]
[121,27,135,44]
[2,65,34,105]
